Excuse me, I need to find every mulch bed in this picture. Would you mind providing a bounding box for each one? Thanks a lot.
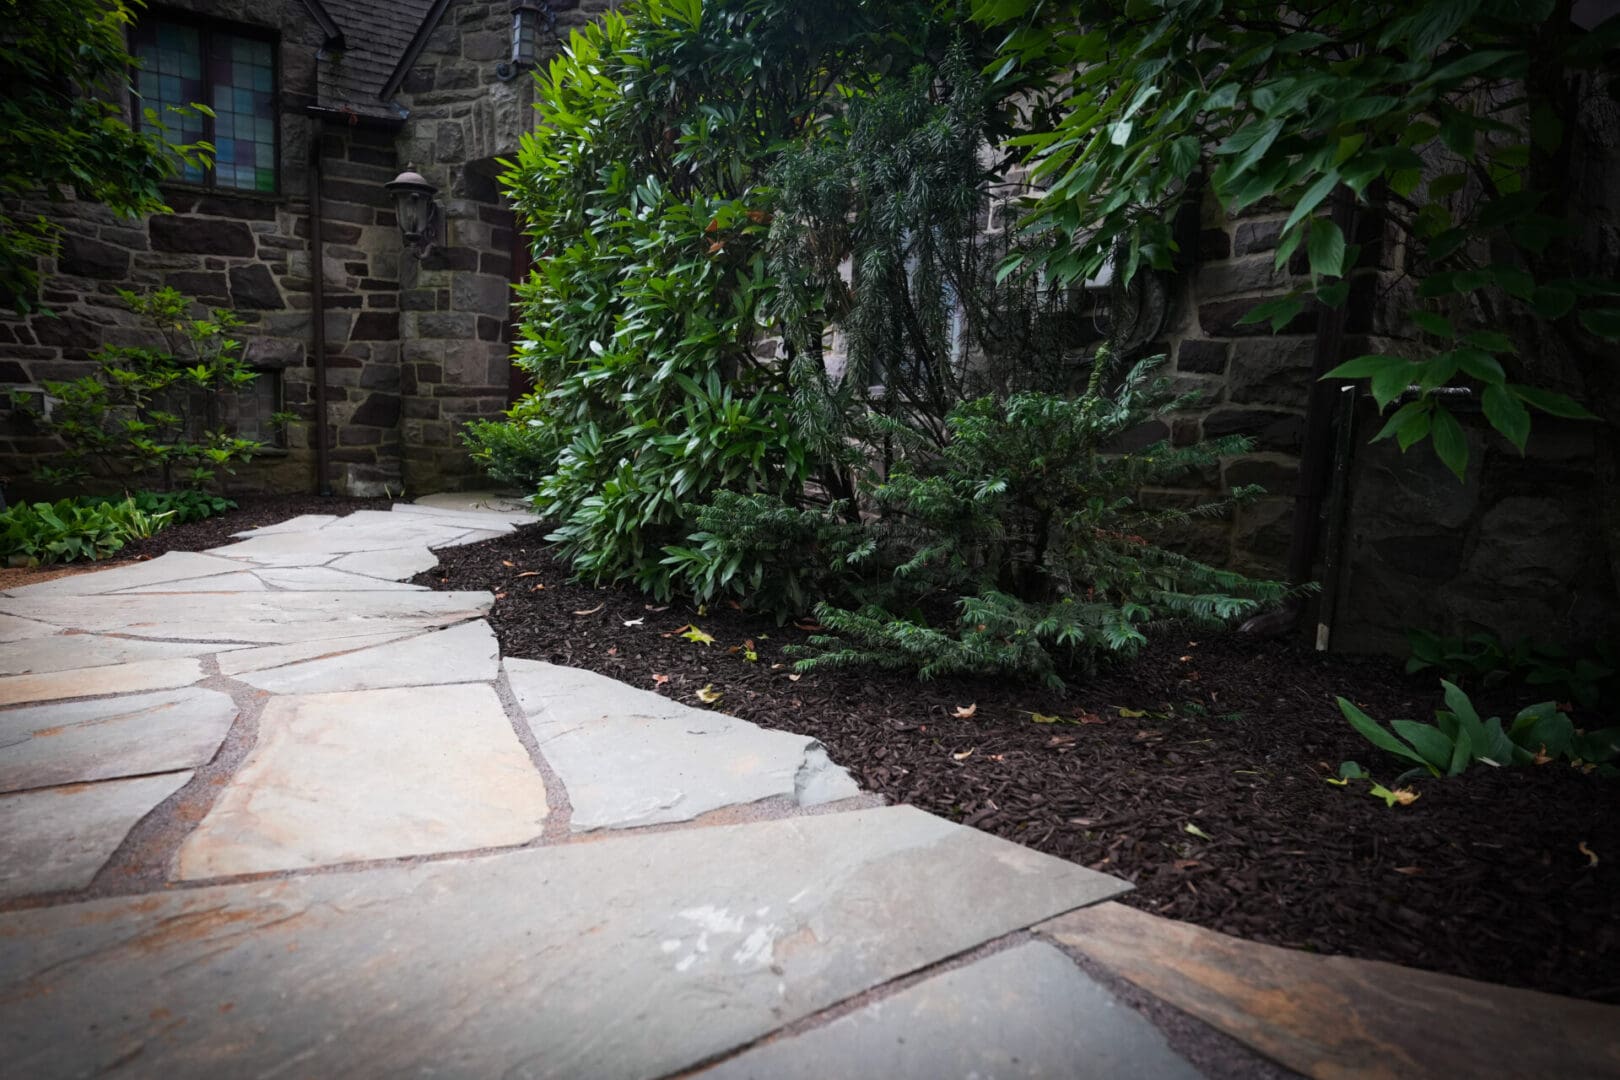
[87,501,1616,1002]
[417,526,1620,1005]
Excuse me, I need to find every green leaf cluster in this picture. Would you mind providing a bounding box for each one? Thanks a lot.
[0,0,213,313]
[0,496,172,566]
[974,0,1616,480]
[13,287,265,491]
[1337,680,1620,779]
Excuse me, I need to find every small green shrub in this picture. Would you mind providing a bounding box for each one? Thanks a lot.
[762,353,1291,687]
[82,489,236,525]
[1337,680,1620,780]
[462,393,557,492]
[0,497,171,566]
[1405,629,1617,709]
[12,287,266,490]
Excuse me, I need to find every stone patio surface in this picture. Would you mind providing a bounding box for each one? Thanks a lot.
[1,495,1613,1077]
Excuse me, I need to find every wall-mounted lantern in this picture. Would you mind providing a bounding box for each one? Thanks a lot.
[385,167,439,257]
[510,0,578,69]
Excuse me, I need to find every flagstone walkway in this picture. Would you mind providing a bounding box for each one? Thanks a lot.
[3,498,1616,1079]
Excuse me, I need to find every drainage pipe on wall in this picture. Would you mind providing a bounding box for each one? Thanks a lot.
[1242,185,1362,638]
[308,134,332,497]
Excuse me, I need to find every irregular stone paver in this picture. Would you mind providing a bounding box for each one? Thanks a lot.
[0,590,490,643]
[0,688,236,793]
[0,634,234,677]
[253,566,424,591]
[176,682,548,879]
[2,806,1127,1078]
[236,621,498,694]
[1040,900,1620,1080]
[327,547,441,580]
[506,658,861,831]
[213,630,422,676]
[410,491,533,517]
[0,551,248,598]
[116,571,267,593]
[390,505,533,530]
[0,656,205,708]
[0,612,58,642]
[230,513,340,537]
[699,940,1200,1080]
[0,772,192,900]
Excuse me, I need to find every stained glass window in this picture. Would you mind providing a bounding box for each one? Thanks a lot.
[131,20,277,193]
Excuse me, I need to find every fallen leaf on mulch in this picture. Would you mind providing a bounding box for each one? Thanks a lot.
[502,560,514,567]
[794,620,824,631]
[1184,823,1214,840]
[695,684,721,704]
[681,625,716,646]
[1030,712,1061,724]
[1077,710,1105,724]
[517,571,542,578]
[651,673,670,686]
[573,603,605,616]
[1579,841,1599,867]
[623,617,644,627]
[952,748,975,761]
[787,673,802,682]
[953,704,977,719]
[1118,707,1147,718]
[1393,866,1423,875]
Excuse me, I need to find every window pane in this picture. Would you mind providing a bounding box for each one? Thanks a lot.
[133,19,276,192]
[208,29,277,192]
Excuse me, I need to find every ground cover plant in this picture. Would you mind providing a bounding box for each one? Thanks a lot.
[0,496,167,566]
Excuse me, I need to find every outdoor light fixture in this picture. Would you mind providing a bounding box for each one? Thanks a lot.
[510,0,578,69]
[385,167,439,257]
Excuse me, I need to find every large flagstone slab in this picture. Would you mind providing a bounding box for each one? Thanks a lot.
[0,634,234,677]
[0,551,247,598]
[0,771,192,900]
[116,571,267,593]
[327,546,442,580]
[412,490,532,516]
[214,630,422,676]
[205,521,474,564]
[1,805,1128,1078]
[236,621,498,694]
[230,513,340,537]
[0,612,59,642]
[253,566,424,591]
[1039,900,1620,1080]
[698,940,1199,1080]
[0,687,235,793]
[505,658,861,831]
[175,682,549,879]
[0,656,204,707]
[0,590,490,643]
[390,504,530,530]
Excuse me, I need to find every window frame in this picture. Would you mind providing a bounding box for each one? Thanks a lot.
[129,11,282,196]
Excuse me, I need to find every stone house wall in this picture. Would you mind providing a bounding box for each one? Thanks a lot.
[0,0,618,499]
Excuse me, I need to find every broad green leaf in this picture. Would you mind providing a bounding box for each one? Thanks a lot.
[1391,719,1456,770]
[1431,406,1469,480]
[1578,308,1620,339]
[1307,219,1346,278]
[1370,361,1415,410]
[1482,384,1531,452]
[1511,384,1598,419]
[1411,311,1454,338]
[1456,348,1506,384]
[1325,353,1407,380]
[1531,286,1577,319]
[1337,697,1437,775]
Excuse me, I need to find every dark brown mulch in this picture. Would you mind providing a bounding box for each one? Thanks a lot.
[418,528,1620,1004]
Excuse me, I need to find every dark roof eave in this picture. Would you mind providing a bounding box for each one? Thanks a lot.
[304,102,409,130]
[298,0,347,50]
[379,0,455,102]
